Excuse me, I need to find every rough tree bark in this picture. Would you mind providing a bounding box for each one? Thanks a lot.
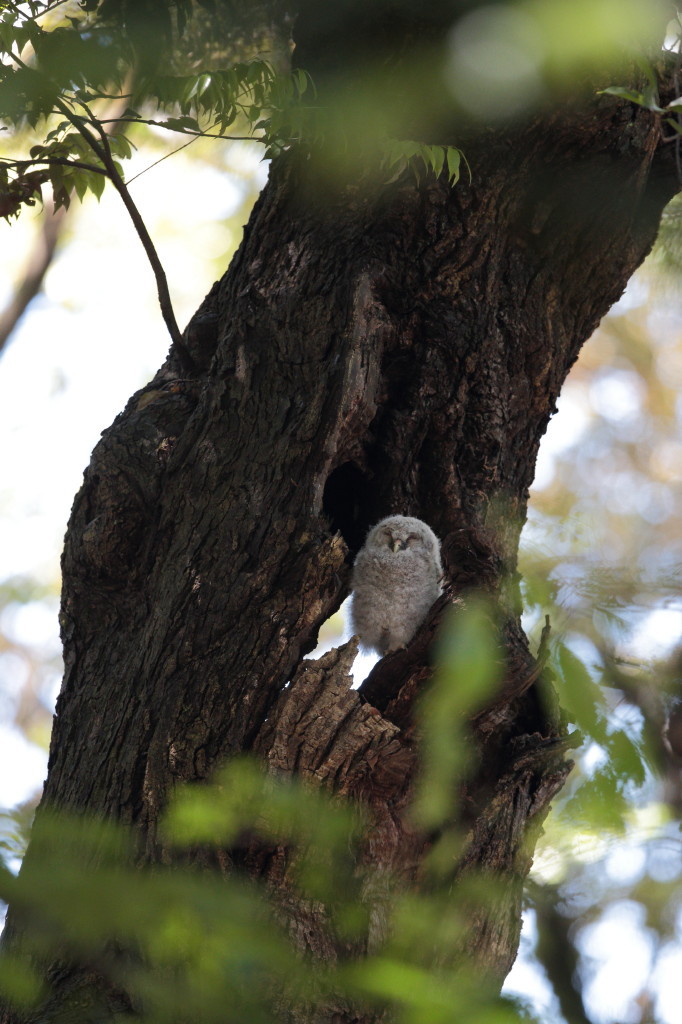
[2,44,679,1024]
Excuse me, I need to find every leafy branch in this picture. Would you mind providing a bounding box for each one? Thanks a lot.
[0,3,467,353]
[64,92,184,349]
[4,49,184,351]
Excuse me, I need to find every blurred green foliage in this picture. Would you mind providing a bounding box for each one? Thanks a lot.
[413,600,501,833]
[0,610,534,1023]
[517,265,682,1021]
[0,0,671,219]
[0,0,467,223]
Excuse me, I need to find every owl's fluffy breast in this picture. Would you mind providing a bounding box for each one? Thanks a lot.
[349,533,442,656]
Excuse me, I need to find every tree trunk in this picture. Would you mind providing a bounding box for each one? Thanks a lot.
[2,70,678,1023]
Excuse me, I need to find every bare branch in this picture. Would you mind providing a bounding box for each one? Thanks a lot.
[0,198,67,355]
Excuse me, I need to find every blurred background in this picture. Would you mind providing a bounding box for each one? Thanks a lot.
[2,2,682,1021]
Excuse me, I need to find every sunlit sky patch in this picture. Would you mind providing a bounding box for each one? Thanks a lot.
[628,605,682,658]
[580,901,654,1024]
[503,911,563,1019]
[0,726,47,806]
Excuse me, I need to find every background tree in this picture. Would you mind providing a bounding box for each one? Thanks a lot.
[1,1,681,1022]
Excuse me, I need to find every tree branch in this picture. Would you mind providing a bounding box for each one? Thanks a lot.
[0,197,67,355]
[54,94,187,358]
[96,117,255,140]
[3,156,109,176]
[8,52,190,363]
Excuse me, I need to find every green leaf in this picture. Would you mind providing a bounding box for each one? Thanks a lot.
[292,68,310,96]
[553,641,608,743]
[599,85,646,105]
[599,76,663,114]
[564,765,628,832]
[663,117,682,136]
[72,170,88,203]
[446,146,465,185]
[0,955,43,1010]
[412,601,501,831]
[607,729,647,786]
[194,73,212,100]
[88,170,106,201]
[109,134,133,159]
[636,57,662,111]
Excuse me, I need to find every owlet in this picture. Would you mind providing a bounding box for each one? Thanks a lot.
[349,515,442,656]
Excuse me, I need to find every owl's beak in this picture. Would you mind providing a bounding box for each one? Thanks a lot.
[391,538,407,552]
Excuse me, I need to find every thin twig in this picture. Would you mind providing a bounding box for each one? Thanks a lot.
[125,134,201,185]
[75,99,184,350]
[0,198,67,355]
[96,117,256,141]
[10,50,188,357]
[537,614,552,665]
[4,156,109,176]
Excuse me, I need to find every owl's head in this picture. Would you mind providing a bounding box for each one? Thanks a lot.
[368,515,440,559]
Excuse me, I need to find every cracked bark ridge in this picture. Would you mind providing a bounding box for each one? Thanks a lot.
[256,641,413,802]
[250,623,572,988]
[2,66,680,1024]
